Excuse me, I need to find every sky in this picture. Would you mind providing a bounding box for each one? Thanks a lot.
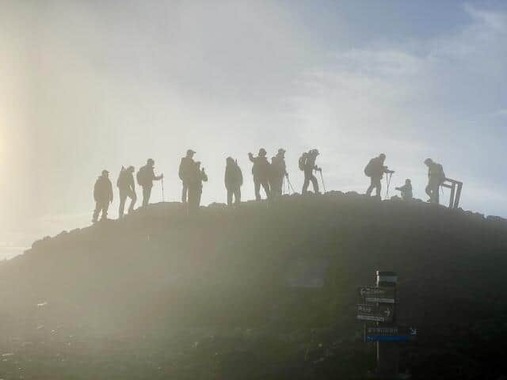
[0,0,506,259]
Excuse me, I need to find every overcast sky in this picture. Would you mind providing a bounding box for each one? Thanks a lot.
[1,0,506,259]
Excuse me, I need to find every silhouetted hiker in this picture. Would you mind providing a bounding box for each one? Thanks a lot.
[187,161,208,214]
[424,158,446,204]
[364,153,394,199]
[300,149,321,194]
[137,158,163,207]
[179,149,196,203]
[92,170,113,223]
[117,166,137,218]
[248,148,271,201]
[395,179,413,201]
[225,157,243,206]
[270,148,288,197]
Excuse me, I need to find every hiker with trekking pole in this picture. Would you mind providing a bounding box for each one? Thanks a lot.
[300,149,322,195]
[364,153,394,200]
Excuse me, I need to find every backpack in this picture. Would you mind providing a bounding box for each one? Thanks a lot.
[117,166,127,188]
[298,153,307,171]
[364,159,375,177]
[136,166,148,186]
[434,164,446,184]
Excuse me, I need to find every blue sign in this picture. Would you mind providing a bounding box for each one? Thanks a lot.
[366,335,413,342]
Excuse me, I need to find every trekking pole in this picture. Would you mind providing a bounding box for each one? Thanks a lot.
[286,176,296,194]
[318,169,326,193]
[385,172,393,199]
[161,177,165,202]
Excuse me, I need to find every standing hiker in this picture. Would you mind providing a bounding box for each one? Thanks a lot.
[395,179,413,201]
[248,148,271,201]
[364,153,394,199]
[187,161,208,214]
[137,158,163,207]
[179,149,196,203]
[300,149,321,194]
[225,157,243,206]
[270,148,288,198]
[424,158,446,204]
[92,170,113,223]
[117,166,137,218]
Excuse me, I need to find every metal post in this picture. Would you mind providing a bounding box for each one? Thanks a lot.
[449,181,456,209]
[376,271,399,378]
[454,182,463,209]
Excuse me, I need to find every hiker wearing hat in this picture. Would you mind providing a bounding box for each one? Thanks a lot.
[248,148,271,201]
[270,148,288,198]
[117,166,137,218]
[424,158,446,204]
[225,157,243,206]
[364,153,394,199]
[92,169,113,223]
[137,158,163,207]
[302,149,321,194]
[179,149,196,203]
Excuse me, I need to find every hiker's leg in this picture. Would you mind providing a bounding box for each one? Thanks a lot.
[119,191,127,218]
[227,188,233,206]
[101,202,109,220]
[254,180,261,201]
[128,191,137,213]
[142,186,151,207]
[181,183,188,203]
[235,188,241,204]
[92,202,101,223]
[311,175,319,193]
[374,178,382,199]
[262,180,270,199]
[302,172,311,193]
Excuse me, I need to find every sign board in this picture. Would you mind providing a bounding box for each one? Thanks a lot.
[357,303,394,323]
[358,287,396,304]
[365,326,417,342]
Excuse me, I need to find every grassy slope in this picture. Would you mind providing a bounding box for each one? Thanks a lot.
[0,193,507,379]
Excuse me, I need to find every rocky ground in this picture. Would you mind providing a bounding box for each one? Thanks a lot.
[0,193,506,379]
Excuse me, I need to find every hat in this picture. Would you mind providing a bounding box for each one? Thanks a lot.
[278,148,286,154]
[102,169,109,176]
[187,149,196,156]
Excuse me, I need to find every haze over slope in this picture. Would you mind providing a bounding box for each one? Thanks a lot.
[1,194,507,379]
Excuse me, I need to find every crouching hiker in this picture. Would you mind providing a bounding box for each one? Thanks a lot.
[395,179,413,201]
[225,157,243,206]
[93,170,113,223]
[188,161,208,214]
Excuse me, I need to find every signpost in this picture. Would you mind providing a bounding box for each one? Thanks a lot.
[357,271,415,378]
